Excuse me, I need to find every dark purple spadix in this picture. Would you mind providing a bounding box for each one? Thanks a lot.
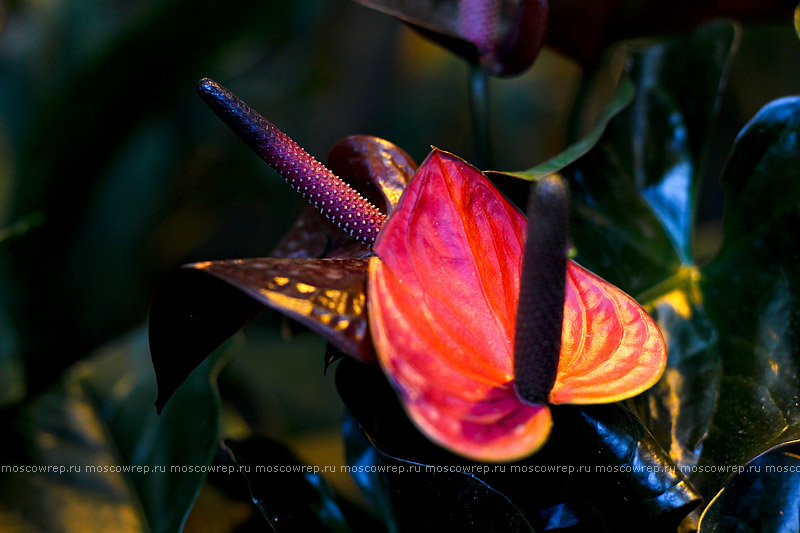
[513,174,569,404]
[196,78,386,244]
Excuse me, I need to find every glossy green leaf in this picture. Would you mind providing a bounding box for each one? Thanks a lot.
[337,358,698,531]
[632,272,721,473]
[564,20,738,293]
[0,329,228,533]
[715,96,800,248]
[343,414,536,533]
[546,23,737,495]
[223,437,353,533]
[0,381,148,533]
[690,96,800,500]
[501,73,634,182]
[150,257,372,411]
[697,448,800,532]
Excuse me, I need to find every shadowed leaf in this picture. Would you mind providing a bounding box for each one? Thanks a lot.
[0,306,25,408]
[337,361,535,532]
[632,272,721,474]
[549,19,800,523]
[0,329,228,533]
[223,437,354,533]
[697,448,800,532]
[337,358,699,531]
[546,0,792,63]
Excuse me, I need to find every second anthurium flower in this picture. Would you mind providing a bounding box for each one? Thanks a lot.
[368,149,666,462]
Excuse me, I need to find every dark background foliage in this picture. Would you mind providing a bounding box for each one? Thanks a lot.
[1,0,799,531]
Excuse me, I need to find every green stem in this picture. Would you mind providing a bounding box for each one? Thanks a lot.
[468,64,492,169]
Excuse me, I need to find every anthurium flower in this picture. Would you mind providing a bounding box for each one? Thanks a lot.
[368,148,667,462]
[351,0,548,76]
[151,79,665,464]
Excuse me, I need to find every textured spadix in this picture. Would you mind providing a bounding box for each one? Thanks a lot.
[514,174,569,404]
[368,149,666,461]
[197,78,385,243]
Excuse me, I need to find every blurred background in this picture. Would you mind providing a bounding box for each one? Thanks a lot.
[0,0,798,529]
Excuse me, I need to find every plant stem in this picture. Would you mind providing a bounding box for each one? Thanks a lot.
[468,63,492,169]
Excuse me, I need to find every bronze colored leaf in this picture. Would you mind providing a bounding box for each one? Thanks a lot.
[150,257,372,411]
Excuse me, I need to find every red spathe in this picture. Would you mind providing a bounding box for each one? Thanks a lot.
[368,149,666,462]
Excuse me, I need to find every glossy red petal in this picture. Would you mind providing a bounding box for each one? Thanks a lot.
[549,263,667,404]
[369,149,550,461]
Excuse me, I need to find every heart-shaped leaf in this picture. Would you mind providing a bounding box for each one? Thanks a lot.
[0,329,228,533]
[150,257,372,411]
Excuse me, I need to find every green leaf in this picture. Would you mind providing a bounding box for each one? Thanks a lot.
[500,73,634,182]
[555,24,738,509]
[697,448,800,532]
[715,96,800,249]
[343,415,536,533]
[565,20,739,293]
[632,271,721,474]
[0,329,229,533]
